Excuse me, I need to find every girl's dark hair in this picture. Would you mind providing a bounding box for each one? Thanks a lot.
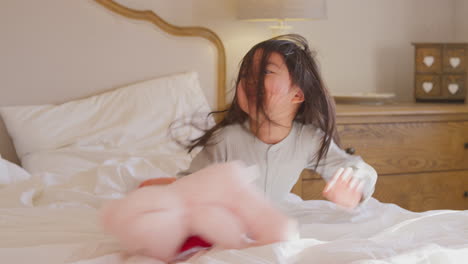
[187,34,339,169]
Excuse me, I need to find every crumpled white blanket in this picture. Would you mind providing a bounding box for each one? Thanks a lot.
[0,157,467,264]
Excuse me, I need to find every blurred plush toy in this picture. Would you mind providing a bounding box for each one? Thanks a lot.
[100,161,296,263]
[138,177,213,257]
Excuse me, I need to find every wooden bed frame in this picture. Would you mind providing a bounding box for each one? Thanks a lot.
[94,0,227,110]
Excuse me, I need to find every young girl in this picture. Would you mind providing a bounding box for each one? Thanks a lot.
[180,34,377,209]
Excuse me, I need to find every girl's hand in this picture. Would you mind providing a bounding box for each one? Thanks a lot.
[322,167,364,209]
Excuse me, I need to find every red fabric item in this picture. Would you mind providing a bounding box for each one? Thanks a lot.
[179,236,213,253]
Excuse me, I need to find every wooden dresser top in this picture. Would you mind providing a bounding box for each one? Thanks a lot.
[336,103,468,124]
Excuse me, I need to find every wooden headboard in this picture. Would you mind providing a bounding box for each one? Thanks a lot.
[0,0,226,164]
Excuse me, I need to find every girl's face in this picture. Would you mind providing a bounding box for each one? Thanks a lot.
[237,51,303,124]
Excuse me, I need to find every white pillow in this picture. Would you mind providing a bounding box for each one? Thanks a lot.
[0,72,213,176]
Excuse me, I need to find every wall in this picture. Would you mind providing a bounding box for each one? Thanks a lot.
[455,0,468,41]
[119,0,456,101]
[0,0,458,103]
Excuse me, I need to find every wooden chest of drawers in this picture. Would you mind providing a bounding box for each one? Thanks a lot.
[413,43,468,103]
[292,103,468,212]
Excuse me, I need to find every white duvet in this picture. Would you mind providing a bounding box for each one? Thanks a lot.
[1,157,467,264]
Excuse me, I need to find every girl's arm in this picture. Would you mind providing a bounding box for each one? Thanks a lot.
[307,139,378,206]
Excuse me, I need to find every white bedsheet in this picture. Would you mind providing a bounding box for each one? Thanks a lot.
[1,157,467,264]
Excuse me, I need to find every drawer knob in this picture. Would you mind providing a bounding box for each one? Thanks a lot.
[465,143,468,149]
[465,191,468,198]
[345,147,356,155]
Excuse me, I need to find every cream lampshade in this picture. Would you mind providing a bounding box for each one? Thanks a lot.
[237,0,327,34]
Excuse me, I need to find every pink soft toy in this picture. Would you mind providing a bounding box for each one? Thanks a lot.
[100,161,296,263]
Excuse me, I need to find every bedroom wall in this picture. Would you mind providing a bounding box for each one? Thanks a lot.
[0,0,456,103]
[454,0,468,42]
[142,0,457,101]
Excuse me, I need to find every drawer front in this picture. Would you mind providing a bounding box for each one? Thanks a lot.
[301,170,468,211]
[442,74,466,99]
[337,121,468,175]
[443,47,466,73]
[374,171,468,211]
[415,74,441,98]
[416,46,442,73]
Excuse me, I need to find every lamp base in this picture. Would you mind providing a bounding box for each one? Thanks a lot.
[269,20,291,36]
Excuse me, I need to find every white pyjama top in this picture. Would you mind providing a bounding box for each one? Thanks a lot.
[179,121,378,204]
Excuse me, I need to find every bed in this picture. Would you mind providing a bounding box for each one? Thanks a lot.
[1,1,468,263]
